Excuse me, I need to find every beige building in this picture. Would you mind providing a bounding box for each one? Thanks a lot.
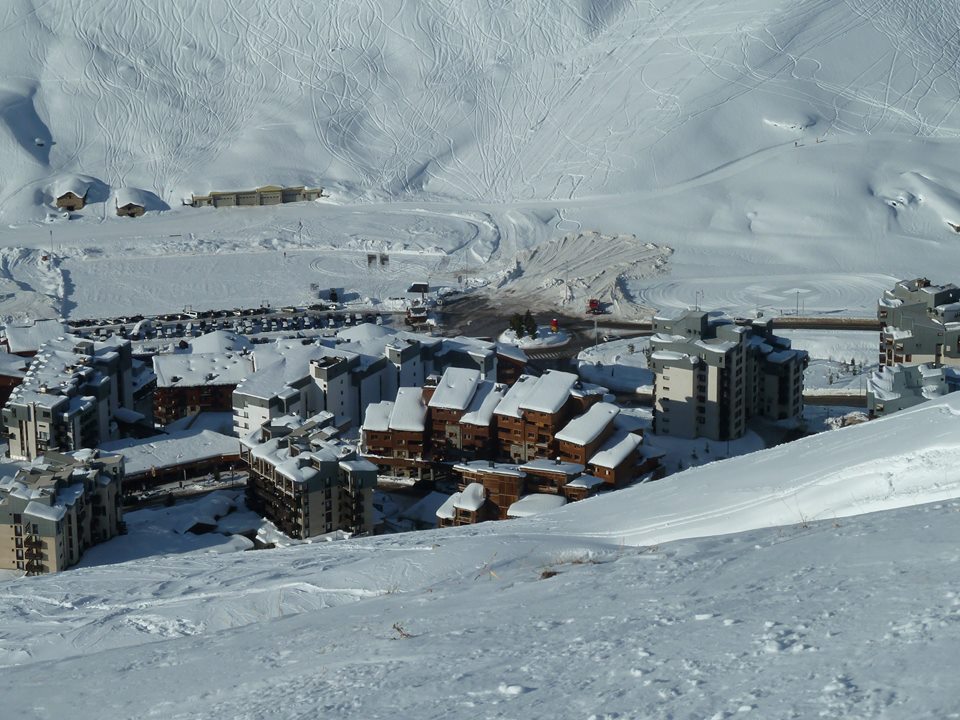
[190,185,325,208]
[3,335,139,461]
[650,310,807,440]
[0,449,124,575]
[877,278,960,368]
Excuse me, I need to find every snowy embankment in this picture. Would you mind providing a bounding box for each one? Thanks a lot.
[3,398,960,715]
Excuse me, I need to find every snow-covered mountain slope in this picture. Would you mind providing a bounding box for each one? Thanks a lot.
[3,0,958,209]
[0,0,959,320]
[5,395,960,717]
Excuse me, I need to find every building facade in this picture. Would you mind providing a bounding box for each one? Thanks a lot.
[877,278,960,368]
[649,311,807,440]
[241,413,377,539]
[0,450,124,574]
[3,335,138,461]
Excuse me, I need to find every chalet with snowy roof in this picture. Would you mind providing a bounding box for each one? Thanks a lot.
[650,310,807,440]
[360,387,433,482]
[114,187,146,217]
[555,401,619,464]
[877,278,960,368]
[0,354,29,408]
[435,482,496,527]
[0,449,124,574]
[54,176,92,211]
[587,430,648,487]
[425,367,508,462]
[240,412,376,539]
[153,331,254,425]
[454,460,527,519]
[458,379,507,459]
[493,370,603,462]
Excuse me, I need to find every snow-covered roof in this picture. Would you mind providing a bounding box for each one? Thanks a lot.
[188,330,252,355]
[3,319,66,355]
[589,431,642,469]
[566,474,605,490]
[435,493,458,520]
[114,186,147,208]
[99,429,239,475]
[494,374,540,418]
[339,458,378,473]
[454,460,525,478]
[518,371,578,414]
[23,499,67,522]
[362,402,394,433]
[650,350,697,364]
[496,342,528,363]
[53,174,91,199]
[520,458,585,476]
[460,380,506,426]
[153,352,253,387]
[454,482,487,511]
[400,491,449,525]
[507,494,567,518]
[389,387,427,432]
[428,367,481,410]
[555,402,619,445]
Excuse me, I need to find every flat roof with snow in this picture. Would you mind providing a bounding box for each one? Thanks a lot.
[507,494,567,518]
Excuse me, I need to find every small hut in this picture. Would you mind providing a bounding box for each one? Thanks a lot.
[115,187,147,217]
[54,176,92,211]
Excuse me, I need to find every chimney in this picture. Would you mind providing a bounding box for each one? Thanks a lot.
[555,456,561,465]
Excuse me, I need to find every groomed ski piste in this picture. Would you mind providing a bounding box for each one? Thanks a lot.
[2,1,960,715]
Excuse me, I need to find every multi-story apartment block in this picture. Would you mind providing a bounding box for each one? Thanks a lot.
[360,387,433,481]
[151,331,253,425]
[241,412,377,539]
[649,310,807,440]
[232,324,497,437]
[554,402,620,464]
[877,278,960,368]
[0,449,124,574]
[866,363,955,418]
[3,335,138,461]
[457,379,507,459]
[424,367,509,462]
[493,370,602,462]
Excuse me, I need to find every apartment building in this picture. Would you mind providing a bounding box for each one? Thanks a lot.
[436,482,497,527]
[153,332,254,424]
[360,387,433,481]
[877,278,960,368]
[241,413,377,539]
[453,461,527,519]
[3,335,138,461]
[0,449,124,574]
[554,402,619,464]
[649,310,807,440]
[232,324,497,437]
[493,370,591,462]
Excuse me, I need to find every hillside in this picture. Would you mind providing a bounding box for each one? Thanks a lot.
[3,395,960,716]
[0,1,960,321]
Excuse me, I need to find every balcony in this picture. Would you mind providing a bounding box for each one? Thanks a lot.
[24,536,42,549]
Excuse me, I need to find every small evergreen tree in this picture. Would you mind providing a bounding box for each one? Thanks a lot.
[523,310,537,339]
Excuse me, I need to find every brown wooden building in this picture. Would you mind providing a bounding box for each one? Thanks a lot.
[554,402,619,464]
